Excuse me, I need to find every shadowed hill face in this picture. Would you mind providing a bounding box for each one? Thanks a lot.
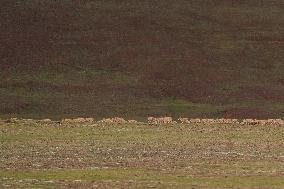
[0,0,283,119]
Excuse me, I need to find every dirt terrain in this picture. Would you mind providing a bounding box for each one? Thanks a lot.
[1,121,284,188]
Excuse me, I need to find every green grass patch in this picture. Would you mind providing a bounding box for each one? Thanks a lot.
[1,168,284,188]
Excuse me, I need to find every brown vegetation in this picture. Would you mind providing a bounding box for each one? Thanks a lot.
[0,1,283,119]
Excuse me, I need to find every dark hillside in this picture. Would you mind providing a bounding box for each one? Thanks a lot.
[0,0,283,119]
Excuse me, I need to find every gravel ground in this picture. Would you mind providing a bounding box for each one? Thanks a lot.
[1,122,284,188]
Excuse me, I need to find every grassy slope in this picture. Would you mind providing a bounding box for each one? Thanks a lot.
[1,122,284,188]
[0,0,283,119]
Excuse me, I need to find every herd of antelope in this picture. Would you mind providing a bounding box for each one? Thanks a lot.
[2,117,284,126]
